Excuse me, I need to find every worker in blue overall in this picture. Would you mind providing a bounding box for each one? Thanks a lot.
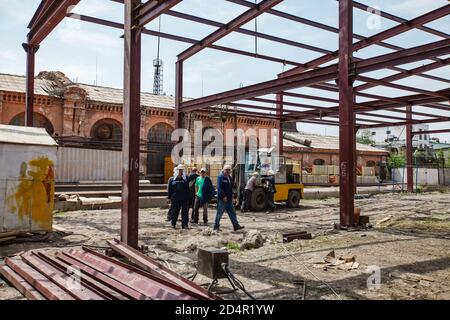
[168,164,190,229]
[213,164,245,232]
[266,170,277,213]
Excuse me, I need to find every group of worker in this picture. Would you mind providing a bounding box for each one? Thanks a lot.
[240,170,277,213]
[167,164,245,232]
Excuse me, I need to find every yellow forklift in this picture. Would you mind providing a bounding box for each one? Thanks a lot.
[234,148,304,211]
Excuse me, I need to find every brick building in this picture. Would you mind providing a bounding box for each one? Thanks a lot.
[0,71,388,182]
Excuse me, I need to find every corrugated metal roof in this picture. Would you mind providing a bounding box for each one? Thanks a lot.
[284,131,388,154]
[0,124,58,146]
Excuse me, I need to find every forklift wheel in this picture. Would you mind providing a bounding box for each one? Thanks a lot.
[250,188,267,211]
[286,190,300,208]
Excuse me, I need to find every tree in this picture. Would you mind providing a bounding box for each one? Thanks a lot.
[357,130,375,146]
[388,152,406,169]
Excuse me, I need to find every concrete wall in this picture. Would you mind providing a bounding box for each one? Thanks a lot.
[56,147,122,183]
[0,143,56,234]
[392,167,444,186]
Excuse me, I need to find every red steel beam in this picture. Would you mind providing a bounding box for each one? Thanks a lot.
[276,92,283,151]
[0,265,46,300]
[69,14,303,67]
[352,1,449,39]
[180,39,450,112]
[21,253,106,300]
[227,0,450,85]
[355,58,450,92]
[28,0,80,45]
[121,0,142,249]
[339,0,355,228]
[175,60,183,129]
[406,105,414,193]
[136,0,181,27]
[5,257,74,300]
[177,0,283,61]
[279,4,450,77]
[356,75,450,100]
[412,129,450,135]
[22,43,39,127]
[361,117,450,129]
[55,252,148,300]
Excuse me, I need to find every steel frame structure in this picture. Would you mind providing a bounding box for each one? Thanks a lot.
[25,0,449,245]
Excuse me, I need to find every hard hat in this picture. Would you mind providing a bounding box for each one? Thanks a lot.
[177,164,185,170]
[200,167,207,173]
[268,170,275,176]
[223,164,232,170]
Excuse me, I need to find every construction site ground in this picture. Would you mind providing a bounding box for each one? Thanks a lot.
[1,191,449,300]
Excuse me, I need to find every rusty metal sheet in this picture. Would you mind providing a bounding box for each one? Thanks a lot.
[5,257,74,300]
[107,239,220,300]
[37,252,128,300]
[54,252,148,300]
[64,249,198,300]
[0,264,46,300]
[22,252,107,300]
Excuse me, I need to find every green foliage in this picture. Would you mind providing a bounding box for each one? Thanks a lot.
[226,242,241,251]
[388,152,406,169]
[357,130,376,145]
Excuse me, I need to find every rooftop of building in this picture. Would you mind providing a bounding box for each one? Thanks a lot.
[0,72,177,110]
[283,131,388,154]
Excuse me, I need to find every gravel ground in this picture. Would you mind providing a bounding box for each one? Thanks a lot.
[1,191,449,300]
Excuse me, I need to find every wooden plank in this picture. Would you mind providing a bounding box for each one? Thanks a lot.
[0,265,46,300]
[0,236,16,243]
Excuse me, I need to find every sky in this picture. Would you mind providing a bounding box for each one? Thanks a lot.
[0,0,449,141]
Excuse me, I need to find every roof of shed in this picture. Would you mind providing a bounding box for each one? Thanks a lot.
[0,124,58,146]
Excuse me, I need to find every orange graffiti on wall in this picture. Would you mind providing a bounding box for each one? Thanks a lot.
[6,156,55,231]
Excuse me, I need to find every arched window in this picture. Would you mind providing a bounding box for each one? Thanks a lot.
[147,123,174,181]
[91,119,122,141]
[366,160,376,167]
[313,158,325,165]
[9,112,54,135]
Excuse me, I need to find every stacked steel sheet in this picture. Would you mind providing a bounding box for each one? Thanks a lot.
[0,241,221,300]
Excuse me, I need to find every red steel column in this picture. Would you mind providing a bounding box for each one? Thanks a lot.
[406,104,414,192]
[121,0,142,248]
[175,60,183,129]
[276,92,284,152]
[22,42,39,127]
[338,0,356,228]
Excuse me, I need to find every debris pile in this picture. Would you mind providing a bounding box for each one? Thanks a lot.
[0,239,220,300]
[313,250,359,271]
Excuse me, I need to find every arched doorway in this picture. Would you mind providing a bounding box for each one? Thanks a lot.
[90,119,122,141]
[147,123,174,182]
[9,112,54,135]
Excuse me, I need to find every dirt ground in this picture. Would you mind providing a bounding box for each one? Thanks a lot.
[1,191,449,300]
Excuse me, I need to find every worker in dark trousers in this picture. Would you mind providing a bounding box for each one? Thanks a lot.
[241,172,258,212]
[266,170,276,213]
[188,167,199,222]
[166,168,176,221]
[214,165,245,232]
[168,164,190,229]
[193,168,215,225]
